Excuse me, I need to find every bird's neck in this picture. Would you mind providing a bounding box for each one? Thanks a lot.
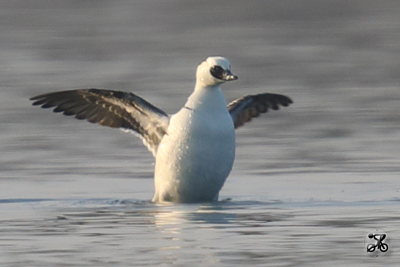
[185,85,227,112]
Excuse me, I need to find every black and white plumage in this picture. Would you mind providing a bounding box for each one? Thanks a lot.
[30,56,292,203]
[228,93,292,129]
[31,89,169,155]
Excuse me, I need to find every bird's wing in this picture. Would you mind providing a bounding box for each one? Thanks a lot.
[30,89,169,156]
[227,93,293,129]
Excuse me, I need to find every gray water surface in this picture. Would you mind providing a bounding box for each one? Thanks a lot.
[1,1,400,266]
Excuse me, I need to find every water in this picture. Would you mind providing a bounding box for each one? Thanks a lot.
[1,1,400,266]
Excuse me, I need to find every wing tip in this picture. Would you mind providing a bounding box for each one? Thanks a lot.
[30,95,46,106]
[284,95,294,105]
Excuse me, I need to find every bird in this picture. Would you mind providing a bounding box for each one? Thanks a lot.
[30,56,293,203]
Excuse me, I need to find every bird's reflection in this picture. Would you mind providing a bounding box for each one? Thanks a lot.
[152,202,238,234]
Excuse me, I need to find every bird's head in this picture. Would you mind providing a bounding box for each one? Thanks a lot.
[195,56,238,87]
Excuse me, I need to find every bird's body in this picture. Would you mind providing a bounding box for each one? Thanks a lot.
[30,56,292,203]
[154,84,235,202]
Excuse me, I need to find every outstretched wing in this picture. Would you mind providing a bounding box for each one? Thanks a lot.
[228,93,293,129]
[30,89,169,156]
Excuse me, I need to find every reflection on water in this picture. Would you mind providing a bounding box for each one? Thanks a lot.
[1,198,399,266]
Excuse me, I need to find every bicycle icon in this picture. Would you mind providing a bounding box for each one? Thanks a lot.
[367,233,388,252]
[365,229,389,257]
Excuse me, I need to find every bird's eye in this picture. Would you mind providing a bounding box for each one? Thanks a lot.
[210,66,224,80]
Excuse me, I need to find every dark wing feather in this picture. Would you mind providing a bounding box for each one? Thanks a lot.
[228,93,293,129]
[30,89,169,155]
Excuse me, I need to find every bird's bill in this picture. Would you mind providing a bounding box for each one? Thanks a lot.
[223,70,238,81]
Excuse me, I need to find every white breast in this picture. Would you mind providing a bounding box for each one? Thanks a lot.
[153,87,235,203]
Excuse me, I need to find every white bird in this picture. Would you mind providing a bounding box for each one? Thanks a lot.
[30,56,292,203]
